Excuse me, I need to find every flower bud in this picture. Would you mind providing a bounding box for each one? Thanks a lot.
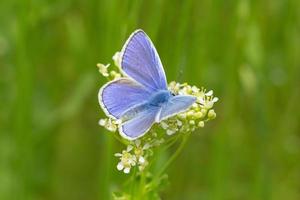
[208,109,216,119]
[198,121,205,127]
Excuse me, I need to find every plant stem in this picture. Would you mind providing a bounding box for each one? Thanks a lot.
[148,133,190,191]
[158,133,190,177]
[137,171,146,199]
[130,167,137,200]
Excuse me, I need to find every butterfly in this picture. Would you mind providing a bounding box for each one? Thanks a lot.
[98,29,196,140]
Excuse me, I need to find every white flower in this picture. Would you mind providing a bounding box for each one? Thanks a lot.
[115,145,136,174]
[132,140,154,171]
[158,82,218,135]
[168,81,181,94]
[160,118,180,135]
[97,63,110,77]
[198,92,218,109]
[98,118,118,132]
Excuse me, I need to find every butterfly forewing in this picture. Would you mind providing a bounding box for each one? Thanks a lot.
[121,30,168,91]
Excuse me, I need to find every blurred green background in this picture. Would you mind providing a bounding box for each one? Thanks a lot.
[1,0,299,199]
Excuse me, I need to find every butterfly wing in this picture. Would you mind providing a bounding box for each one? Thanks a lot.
[158,95,197,121]
[121,30,168,91]
[119,106,160,140]
[99,78,151,119]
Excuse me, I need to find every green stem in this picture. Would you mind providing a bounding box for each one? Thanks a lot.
[147,133,190,191]
[157,133,190,177]
[147,134,181,169]
[163,134,182,150]
[112,132,128,145]
[130,168,137,200]
[137,171,146,199]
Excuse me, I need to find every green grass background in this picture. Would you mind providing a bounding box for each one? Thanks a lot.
[0,0,299,199]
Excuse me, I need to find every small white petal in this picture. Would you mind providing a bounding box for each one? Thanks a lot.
[192,86,199,93]
[124,167,130,174]
[139,156,145,164]
[134,140,141,147]
[205,90,213,96]
[133,156,137,163]
[212,97,219,102]
[143,143,151,150]
[98,119,106,126]
[117,163,124,171]
[198,98,205,104]
[206,101,214,109]
[167,129,175,135]
[114,153,122,157]
[161,122,169,129]
[127,145,133,152]
[177,120,183,126]
[129,158,136,166]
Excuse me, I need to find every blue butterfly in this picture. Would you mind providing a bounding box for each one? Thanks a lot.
[99,29,196,140]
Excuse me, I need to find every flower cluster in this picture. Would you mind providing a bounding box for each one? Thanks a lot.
[114,138,164,173]
[98,118,120,132]
[159,82,218,135]
[97,52,218,174]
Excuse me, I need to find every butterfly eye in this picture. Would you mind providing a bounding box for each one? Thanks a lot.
[171,92,176,96]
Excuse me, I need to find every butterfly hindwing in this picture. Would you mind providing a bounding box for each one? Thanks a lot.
[119,105,160,140]
[99,78,151,119]
[121,30,168,91]
[158,95,197,121]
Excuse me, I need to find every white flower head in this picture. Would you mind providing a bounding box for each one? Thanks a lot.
[158,82,218,135]
[168,81,181,94]
[115,145,137,174]
[98,118,118,132]
[196,90,218,110]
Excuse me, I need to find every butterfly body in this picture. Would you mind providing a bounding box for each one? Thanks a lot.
[99,30,196,140]
[148,90,172,107]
